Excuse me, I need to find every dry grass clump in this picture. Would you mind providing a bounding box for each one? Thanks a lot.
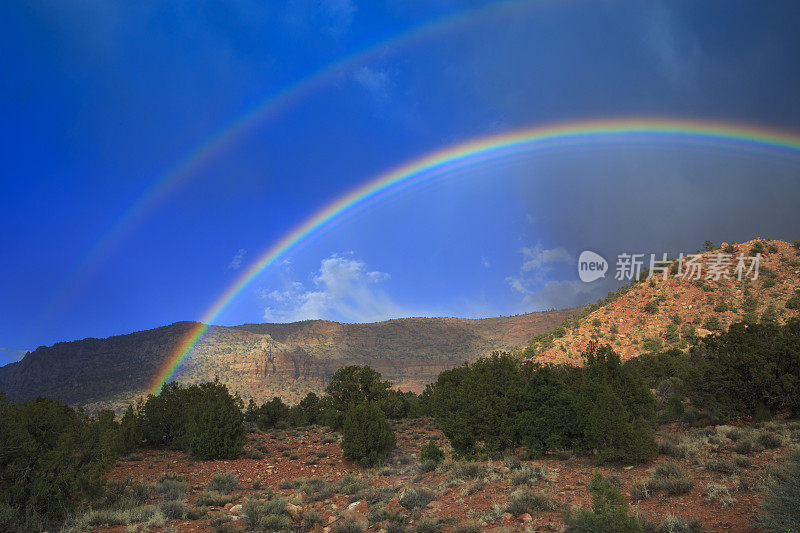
[502,488,555,515]
[658,432,706,459]
[631,462,694,500]
[704,483,736,508]
[510,464,548,485]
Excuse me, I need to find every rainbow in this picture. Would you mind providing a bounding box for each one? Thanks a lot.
[30,0,535,337]
[147,116,800,395]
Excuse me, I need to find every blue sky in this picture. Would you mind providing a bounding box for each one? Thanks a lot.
[2,1,800,365]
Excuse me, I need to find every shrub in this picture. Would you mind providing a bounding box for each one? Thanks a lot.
[159,499,187,519]
[760,305,779,325]
[503,489,555,515]
[398,486,435,510]
[659,515,704,533]
[184,381,245,459]
[429,353,526,454]
[140,380,245,459]
[645,463,694,495]
[337,473,367,495]
[195,490,236,507]
[326,366,392,426]
[341,402,396,467]
[704,483,735,507]
[577,344,657,464]
[510,465,548,485]
[334,518,367,533]
[155,478,187,501]
[786,290,800,310]
[643,300,659,314]
[658,433,704,459]
[684,319,800,419]
[140,381,195,448]
[703,316,722,331]
[757,448,800,532]
[444,460,485,480]
[247,397,291,430]
[246,448,265,460]
[643,337,663,353]
[563,473,643,532]
[0,396,113,529]
[242,497,293,531]
[515,365,579,457]
[704,458,736,475]
[420,440,445,464]
[208,470,238,493]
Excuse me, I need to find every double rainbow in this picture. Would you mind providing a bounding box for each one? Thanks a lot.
[32,0,535,334]
[148,117,800,396]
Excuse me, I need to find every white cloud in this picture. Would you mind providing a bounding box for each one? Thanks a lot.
[520,280,598,310]
[227,248,247,270]
[519,244,571,273]
[262,254,404,323]
[354,66,393,105]
[506,243,584,309]
[481,256,491,269]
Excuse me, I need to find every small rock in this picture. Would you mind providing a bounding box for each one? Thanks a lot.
[347,500,368,514]
[386,497,403,512]
[230,504,242,515]
[520,513,533,523]
[285,503,303,520]
[502,512,513,521]
[341,510,369,530]
[224,502,234,511]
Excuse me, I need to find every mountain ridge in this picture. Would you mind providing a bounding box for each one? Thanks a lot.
[0,309,581,412]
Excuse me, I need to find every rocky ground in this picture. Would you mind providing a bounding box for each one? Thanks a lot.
[539,239,800,364]
[82,417,800,533]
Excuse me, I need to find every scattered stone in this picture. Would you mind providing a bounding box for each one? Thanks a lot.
[520,513,533,523]
[230,504,242,515]
[341,510,369,530]
[285,503,303,520]
[386,497,403,512]
[347,500,368,514]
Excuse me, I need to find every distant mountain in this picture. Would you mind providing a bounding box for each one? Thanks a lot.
[0,309,580,412]
[530,238,800,364]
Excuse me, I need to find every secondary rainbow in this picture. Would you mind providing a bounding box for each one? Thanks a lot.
[31,0,535,336]
[148,117,800,395]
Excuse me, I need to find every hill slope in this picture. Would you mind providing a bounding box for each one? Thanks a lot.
[531,238,800,363]
[0,309,579,412]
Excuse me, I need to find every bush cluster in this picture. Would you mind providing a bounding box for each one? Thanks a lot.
[428,345,656,464]
[137,379,246,459]
[628,318,800,421]
[341,401,396,466]
[0,395,135,530]
[245,366,421,432]
[563,473,643,532]
[758,448,800,532]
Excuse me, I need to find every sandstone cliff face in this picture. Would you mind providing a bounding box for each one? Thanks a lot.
[0,309,581,411]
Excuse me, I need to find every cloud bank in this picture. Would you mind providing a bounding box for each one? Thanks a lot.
[262,253,405,323]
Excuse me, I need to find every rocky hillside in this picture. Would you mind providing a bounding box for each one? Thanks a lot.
[531,238,800,364]
[0,309,580,412]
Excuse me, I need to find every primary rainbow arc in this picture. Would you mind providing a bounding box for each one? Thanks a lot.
[148,117,800,396]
